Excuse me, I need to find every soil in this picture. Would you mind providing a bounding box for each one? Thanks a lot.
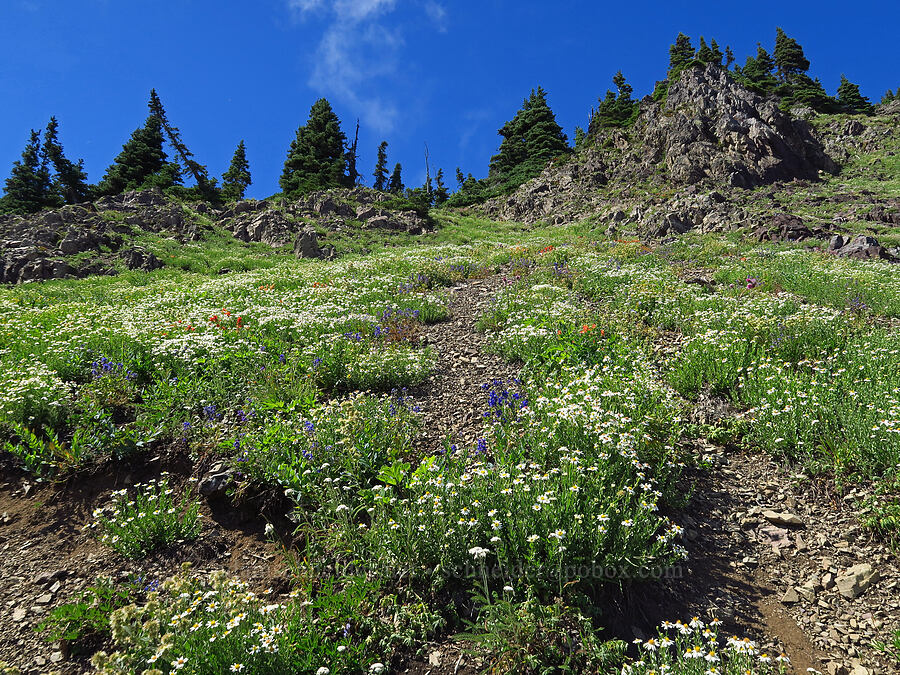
[1,275,898,674]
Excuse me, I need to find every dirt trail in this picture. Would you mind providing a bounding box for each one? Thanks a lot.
[411,276,521,457]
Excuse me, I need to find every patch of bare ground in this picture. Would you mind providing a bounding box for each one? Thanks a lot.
[0,449,284,674]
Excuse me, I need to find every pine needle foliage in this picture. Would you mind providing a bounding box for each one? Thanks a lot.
[221,140,252,201]
[280,98,348,196]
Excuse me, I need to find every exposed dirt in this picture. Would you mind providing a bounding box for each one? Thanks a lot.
[0,450,283,674]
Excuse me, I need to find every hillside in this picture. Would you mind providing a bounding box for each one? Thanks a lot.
[1,64,899,675]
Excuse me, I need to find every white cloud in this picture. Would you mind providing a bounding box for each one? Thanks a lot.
[423,1,447,31]
[286,0,445,135]
[286,0,324,14]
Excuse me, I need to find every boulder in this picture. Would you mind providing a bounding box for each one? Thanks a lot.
[198,462,235,500]
[844,119,865,136]
[294,228,322,258]
[230,210,294,247]
[121,248,163,272]
[833,234,895,261]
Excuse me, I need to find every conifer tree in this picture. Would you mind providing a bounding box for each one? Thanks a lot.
[1,129,53,214]
[388,163,403,194]
[773,28,811,83]
[783,74,836,112]
[148,89,212,195]
[42,117,91,205]
[433,168,449,206]
[709,39,724,67]
[837,75,874,114]
[591,72,638,132]
[574,126,586,151]
[99,108,177,195]
[455,167,465,189]
[373,141,389,191]
[882,89,899,104]
[221,140,251,201]
[725,46,735,70]
[488,87,569,187]
[346,118,360,187]
[736,45,778,95]
[280,98,348,196]
[668,33,696,80]
[696,37,715,65]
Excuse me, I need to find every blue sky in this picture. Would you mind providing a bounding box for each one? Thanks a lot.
[1,0,896,199]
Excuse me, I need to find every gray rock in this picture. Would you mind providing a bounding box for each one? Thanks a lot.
[231,210,294,247]
[836,563,879,599]
[780,587,800,604]
[121,248,163,272]
[762,509,804,527]
[844,120,865,136]
[293,228,322,259]
[198,463,234,499]
[833,234,896,261]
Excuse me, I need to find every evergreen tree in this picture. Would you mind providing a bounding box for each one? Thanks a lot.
[345,119,360,187]
[782,73,837,112]
[42,117,91,205]
[882,89,898,104]
[148,89,212,195]
[696,37,715,65]
[773,28,811,83]
[280,98,348,196]
[99,109,177,195]
[221,140,252,201]
[736,45,778,95]
[373,141,389,191]
[455,167,465,189]
[433,168,449,206]
[388,163,403,194]
[591,71,638,132]
[488,87,569,187]
[709,39,724,67]
[668,33,696,80]
[837,75,874,114]
[574,126,586,151]
[1,129,53,214]
[725,46,735,70]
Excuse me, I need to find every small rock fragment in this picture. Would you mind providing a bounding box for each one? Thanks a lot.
[762,509,804,527]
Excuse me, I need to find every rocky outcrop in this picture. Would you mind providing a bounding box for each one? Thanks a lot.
[829,234,897,261]
[0,187,435,283]
[485,153,608,224]
[120,247,164,271]
[228,207,294,247]
[641,64,836,187]
[486,64,837,227]
[752,213,831,243]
